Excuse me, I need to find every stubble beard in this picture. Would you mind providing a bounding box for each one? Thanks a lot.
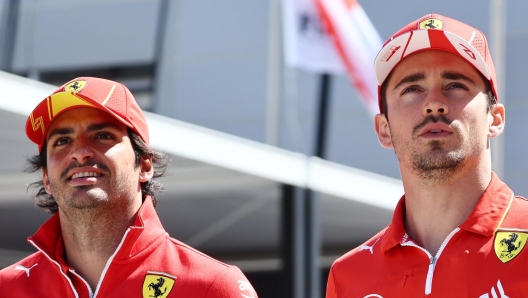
[410,139,466,182]
[50,179,112,212]
[391,118,480,184]
[50,161,136,215]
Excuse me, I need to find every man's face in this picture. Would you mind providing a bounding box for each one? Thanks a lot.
[374,50,500,182]
[42,107,148,211]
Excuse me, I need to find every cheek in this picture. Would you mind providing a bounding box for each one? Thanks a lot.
[44,153,62,176]
[105,145,137,169]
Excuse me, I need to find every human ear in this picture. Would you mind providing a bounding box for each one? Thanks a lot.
[139,156,154,182]
[42,168,52,195]
[488,103,505,138]
[374,114,394,149]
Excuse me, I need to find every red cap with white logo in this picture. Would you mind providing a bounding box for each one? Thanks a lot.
[374,13,498,112]
[25,77,149,152]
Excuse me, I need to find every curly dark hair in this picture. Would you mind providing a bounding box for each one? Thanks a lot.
[25,128,169,214]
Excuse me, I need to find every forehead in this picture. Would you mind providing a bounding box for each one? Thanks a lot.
[387,50,483,85]
[46,107,127,138]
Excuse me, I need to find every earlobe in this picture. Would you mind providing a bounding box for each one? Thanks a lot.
[489,104,505,138]
[42,169,52,195]
[374,114,394,149]
[139,157,154,182]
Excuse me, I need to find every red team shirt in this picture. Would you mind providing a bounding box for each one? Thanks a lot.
[0,197,257,298]
[326,173,528,297]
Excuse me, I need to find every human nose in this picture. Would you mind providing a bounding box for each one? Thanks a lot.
[423,92,449,116]
[70,139,94,163]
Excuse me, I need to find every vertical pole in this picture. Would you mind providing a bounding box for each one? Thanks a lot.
[281,184,305,298]
[490,0,507,178]
[307,72,332,297]
[266,0,282,146]
[151,0,171,111]
[315,73,331,158]
[305,188,321,298]
[0,0,20,71]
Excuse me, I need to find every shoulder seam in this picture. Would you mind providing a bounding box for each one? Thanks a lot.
[168,237,231,268]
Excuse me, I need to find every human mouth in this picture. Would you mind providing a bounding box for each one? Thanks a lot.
[420,128,453,138]
[65,165,107,187]
[413,115,452,136]
[71,172,101,180]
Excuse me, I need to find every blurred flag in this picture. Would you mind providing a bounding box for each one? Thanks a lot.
[282,0,345,74]
[315,0,382,116]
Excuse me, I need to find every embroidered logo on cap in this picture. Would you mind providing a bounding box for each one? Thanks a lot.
[381,46,401,62]
[419,18,443,30]
[64,80,87,93]
[29,113,45,134]
[459,43,476,60]
[142,271,176,298]
[494,232,528,263]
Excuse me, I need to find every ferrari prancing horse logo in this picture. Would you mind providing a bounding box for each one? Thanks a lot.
[142,271,176,298]
[419,18,443,30]
[64,80,87,93]
[494,232,528,263]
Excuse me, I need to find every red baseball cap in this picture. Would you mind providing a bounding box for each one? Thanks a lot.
[25,77,149,151]
[374,13,498,112]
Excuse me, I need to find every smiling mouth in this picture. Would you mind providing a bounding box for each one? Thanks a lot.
[71,172,101,180]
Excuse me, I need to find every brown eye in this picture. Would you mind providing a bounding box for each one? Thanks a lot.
[402,86,418,95]
[54,137,70,146]
[95,132,114,139]
[447,83,467,90]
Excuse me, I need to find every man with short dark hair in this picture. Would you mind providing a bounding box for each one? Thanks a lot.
[0,77,258,298]
[326,14,528,297]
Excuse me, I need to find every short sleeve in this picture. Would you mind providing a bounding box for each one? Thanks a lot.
[205,266,258,298]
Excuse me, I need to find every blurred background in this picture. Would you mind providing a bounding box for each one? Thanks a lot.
[0,0,526,297]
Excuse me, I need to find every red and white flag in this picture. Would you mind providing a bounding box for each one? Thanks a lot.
[315,0,382,116]
[282,0,345,74]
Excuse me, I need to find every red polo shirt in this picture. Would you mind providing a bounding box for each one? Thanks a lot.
[326,173,528,297]
[0,197,257,298]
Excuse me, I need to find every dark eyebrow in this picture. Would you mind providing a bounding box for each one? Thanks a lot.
[47,122,122,140]
[441,71,476,84]
[86,122,122,132]
[47,127,74,140]
[392,72,425,91]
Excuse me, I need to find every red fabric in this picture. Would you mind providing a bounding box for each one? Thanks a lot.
[428,30,458,54]
[326,173,528,297]
[25,77,149,151]
[0,197,257,298]
[375,13,499,112]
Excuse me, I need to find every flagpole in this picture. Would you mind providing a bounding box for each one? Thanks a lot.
[490,0,506,178]
[315,73,332,158]
[305,72,332,298]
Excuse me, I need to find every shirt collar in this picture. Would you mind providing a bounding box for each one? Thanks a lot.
[29,196,166,263]
[380,173,513,253]
[459,173,513,236]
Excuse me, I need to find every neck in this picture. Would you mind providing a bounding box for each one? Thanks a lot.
[59,198,141,291]
[400,157,492,256]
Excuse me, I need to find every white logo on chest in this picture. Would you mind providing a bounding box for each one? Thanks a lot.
[359,238,380,254]
[14,263,38,277]
[479,280,509,298]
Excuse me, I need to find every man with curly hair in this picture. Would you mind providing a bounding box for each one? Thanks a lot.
[0,77,258,298]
